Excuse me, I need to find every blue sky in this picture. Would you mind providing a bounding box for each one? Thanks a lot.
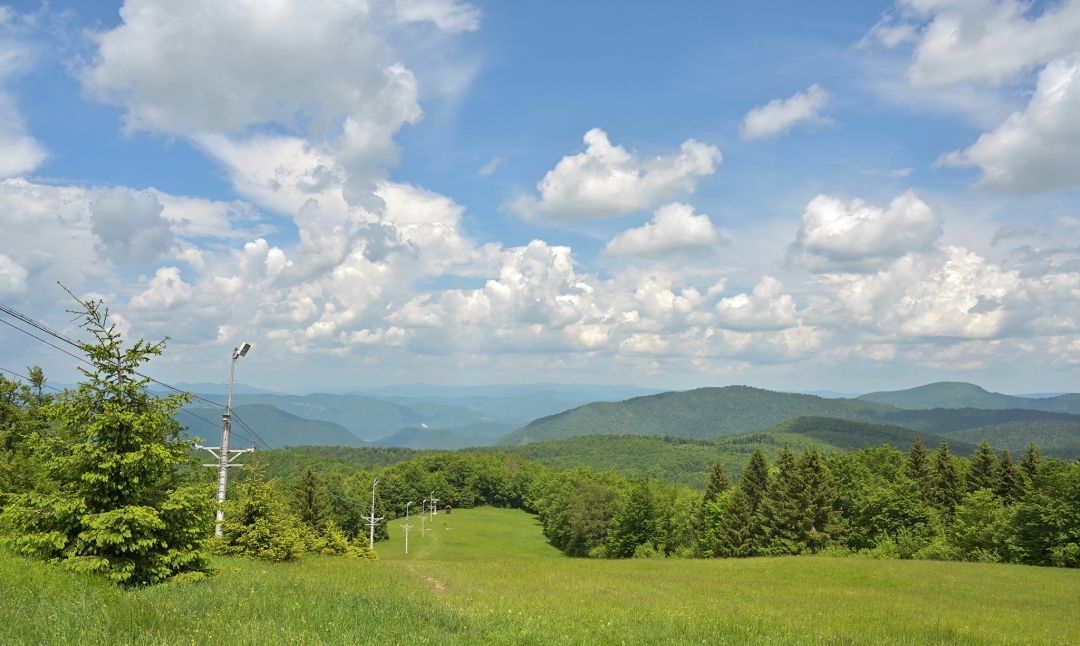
[1,0,1079,394]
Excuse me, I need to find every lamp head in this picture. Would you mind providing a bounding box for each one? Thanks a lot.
[235,342,252,359]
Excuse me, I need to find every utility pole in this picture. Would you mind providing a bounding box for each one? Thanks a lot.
[400,501,414,555]
[198,342,253,538]
[420,498,428,537]
[366,478,385,549]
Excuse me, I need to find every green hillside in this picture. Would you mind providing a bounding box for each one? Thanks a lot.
[489,417,975,488]
[498,435,724,488]
[878,407,1080,438]
[502,386,897,444]
[254,445,424,480]
[5,508,1080,644]
[947,420,1080,458]
[179,404,365,448]
[765,416,975,453]
[860,381,1080,413]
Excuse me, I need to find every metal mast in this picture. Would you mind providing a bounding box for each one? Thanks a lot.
[199,342,253,538]
[366,478,385,548]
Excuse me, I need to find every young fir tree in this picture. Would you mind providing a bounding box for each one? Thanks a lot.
[995,449,1025,503]
[1020,442,1041,482]
[930,440,964,518]
[756,445,805,555]
[217,465,307,562]
[796,448,838,553]
[0,297,213,585]
[968,439,1001,493]
[905,436,934,503]
[740,448,770,513]
[291,467,333,532]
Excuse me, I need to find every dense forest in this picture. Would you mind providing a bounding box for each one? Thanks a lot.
[1,300,1078,589]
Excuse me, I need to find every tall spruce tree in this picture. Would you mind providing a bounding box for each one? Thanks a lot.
[796,448,838,553]
[703,460,731,504]
[1020,442,1041,481]
[697,459,731,537]
[0,297,213,585]
[995,449,1025,503]
[291,467,333,531]
[756,445,805,554]
[711,488,754,558]
[968,440,1000,493]
[740,448,770,513]
[930,440,963,517]
[905,436,933,503]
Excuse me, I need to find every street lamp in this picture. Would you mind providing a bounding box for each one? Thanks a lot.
[213,342,253,537]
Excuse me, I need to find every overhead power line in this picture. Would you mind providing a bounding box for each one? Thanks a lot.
[0,302,226,409]
[230,412,273,450]
[2,301,274,451]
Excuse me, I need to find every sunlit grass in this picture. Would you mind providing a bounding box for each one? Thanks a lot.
[3,507,1079,644]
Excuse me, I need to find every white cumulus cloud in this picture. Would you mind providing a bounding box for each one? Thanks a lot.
[791,190,942,272]
[900,0,1080,88]
[715,276,799,331]
[604,203,724,258]
[938,56,1080,192]
[511,128,721,219]
[740,84,831,140]
[833,245,1022,339]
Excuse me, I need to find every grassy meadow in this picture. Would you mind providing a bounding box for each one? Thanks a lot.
[4,506,1080,645]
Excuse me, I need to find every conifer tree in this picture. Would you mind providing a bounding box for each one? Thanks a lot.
[703,460,731,504]
[796,448,838,552]
[291,467,333,531]
[740,448,770,513]
[1020,442,1041,481]
[756,445,805,554]
[0,372,49,496]
[711,488,754,557]
[995,449,1024,503]
[930,440,963,517]
[217,466,307,562]
[697,459,731,538]
[0,297,213,585]
[905,436,933,503]
[968,439,1000,493]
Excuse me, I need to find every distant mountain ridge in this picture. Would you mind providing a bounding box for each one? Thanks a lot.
[502,385,1080,454]
[858,381,1080,413]
[502,386,897,444]
[179,404,366,449]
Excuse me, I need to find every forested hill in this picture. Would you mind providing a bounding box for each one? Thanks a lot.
[859,381,1080,413]
[501,385,1080,449]
[501,386,897,444]
[179,404,366,449]
[487,417,972,488]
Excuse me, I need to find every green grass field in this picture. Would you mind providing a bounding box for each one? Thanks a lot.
[4,507,1080,644]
